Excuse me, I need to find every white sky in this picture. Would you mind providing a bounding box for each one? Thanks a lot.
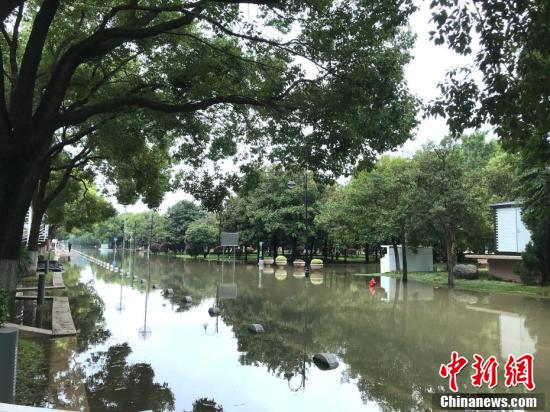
[115,1,481,213]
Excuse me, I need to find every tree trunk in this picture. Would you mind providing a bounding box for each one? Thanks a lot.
[374,246,378,262]
[391,237,401,273]
[27,177,48,274]
[400,228,408,283]
[0,156,41,292]
[364,243,369,263]
[446,227,457,287]
[26,205,45,275]
[290,238,297,262]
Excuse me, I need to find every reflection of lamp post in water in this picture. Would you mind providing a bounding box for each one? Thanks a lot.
[202,316,219,336]
[287,169,311,277]
[258,268,262,289]
[138,262,152,339]
[115,281,125,312]
[285,278,308,391]
[139,224,153,339]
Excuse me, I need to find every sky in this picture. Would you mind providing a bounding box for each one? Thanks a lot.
[116,1,481,214]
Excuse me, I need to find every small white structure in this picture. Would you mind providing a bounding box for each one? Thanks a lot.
[492,202,531,253]
[380,245,434,273]
[21,207,49,246]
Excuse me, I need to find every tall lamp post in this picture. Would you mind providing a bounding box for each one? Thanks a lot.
[288,168,311,277]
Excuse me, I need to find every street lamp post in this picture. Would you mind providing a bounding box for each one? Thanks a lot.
[288,168,311,277]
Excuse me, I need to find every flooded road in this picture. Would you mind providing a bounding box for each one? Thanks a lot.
[30,249,550,411]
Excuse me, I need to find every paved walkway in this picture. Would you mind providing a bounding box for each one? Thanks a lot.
[51,296,76,336]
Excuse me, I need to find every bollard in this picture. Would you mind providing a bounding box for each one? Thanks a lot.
[37,273,46,305]
[0,327,18,403]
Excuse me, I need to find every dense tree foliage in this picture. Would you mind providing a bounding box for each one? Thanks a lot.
[224,168,324,259]
[428,0,550,284]
[72,132,523,285]
[0,0,419,293]
[164,200,206,245]
[184,214,218,258]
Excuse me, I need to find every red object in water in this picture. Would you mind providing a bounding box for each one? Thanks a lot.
[369,278,376,287]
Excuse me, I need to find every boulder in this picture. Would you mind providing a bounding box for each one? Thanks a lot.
[247,324,265,334]
[312,353,339,370]
[208,307,220,317]
[453,264,479,280]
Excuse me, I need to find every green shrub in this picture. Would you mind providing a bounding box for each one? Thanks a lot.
[516,241,544,285]
[275,255,287,262]
[186,243,204,258]
[0,289,8,326]
[310,258,323,264]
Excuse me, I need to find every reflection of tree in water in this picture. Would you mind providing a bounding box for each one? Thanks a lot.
[62,264,111,352]
[220,277,508,412]
[185,397,224,412]
[15,338,49,406]
[222,291,315,379]
[86,343,175,412]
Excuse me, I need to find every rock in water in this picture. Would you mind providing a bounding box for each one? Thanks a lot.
[163,288,174,296]
[453,264,479,280]
[208,307,220,317]
[183,295,193,304]
[248,324,265,334]
[313,353,339,370]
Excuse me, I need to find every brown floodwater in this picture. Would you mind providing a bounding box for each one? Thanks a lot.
[27,249,550,411]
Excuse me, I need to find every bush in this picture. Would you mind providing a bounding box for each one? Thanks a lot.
[311,258,323,264]
[186,243,204,258]
[516,241,544,285]
[0,289,8,326]
[275,255,287,263]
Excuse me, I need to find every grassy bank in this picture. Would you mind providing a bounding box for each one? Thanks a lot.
[356,270,550,298]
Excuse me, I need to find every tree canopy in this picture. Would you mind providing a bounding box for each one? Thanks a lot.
[0,0,419,278]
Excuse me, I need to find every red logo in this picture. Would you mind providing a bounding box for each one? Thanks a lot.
[439,351,469,392]
[504,354,535,390]
[439,352,535,392]
[471,354,499,389]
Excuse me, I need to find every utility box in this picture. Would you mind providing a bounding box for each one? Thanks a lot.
[380,246,434,273]
[492,202,531,254]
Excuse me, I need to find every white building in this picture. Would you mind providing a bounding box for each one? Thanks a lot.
[21,208,49,246]
[380,245,434,273]
[492,202,531,254]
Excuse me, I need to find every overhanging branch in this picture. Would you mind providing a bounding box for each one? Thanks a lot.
[56,94,277,127]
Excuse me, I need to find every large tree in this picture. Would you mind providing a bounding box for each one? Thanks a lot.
[0,0,418,292]
[164,200,205,246]
[429,0,550,282]
[410,140,488,286]
[224,167,324,259]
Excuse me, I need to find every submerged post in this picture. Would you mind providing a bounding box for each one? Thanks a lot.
[37,248,50,305]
